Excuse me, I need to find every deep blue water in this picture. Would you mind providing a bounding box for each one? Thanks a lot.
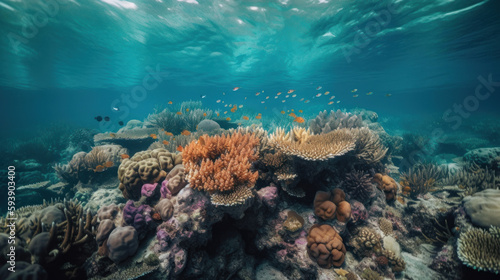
[0,0,499,135]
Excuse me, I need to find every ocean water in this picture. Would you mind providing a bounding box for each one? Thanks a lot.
[1,0,500,279]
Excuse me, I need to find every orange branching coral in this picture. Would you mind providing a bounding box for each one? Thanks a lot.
[183,132,260,193]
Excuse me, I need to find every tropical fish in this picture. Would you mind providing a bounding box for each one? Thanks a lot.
[224,111,227,114]
[118,121,124,126]
[261,101,265,103]
[282,100,286,103]
[255,92,260,96]
[292,94,296,97]
[216,113,220,117]
[165,131,174,136]
[352,89,358,92]
[287,89,295,94]
[112,106,120,111]
[353,94,359,97]
[94,165,106,172]
[293,117,305,123]
[289,113,297,118]
[328,101,334,105]
[216,99,221,103]
[324,91,330,95]
[238,105,243,108]
[304,100,310,103]
[255,115,262,119]
[316,86,322,90]
[233,87,240,91]
[95,116,103,122]
[385,94,392,97]
[104,161,114,168]
[198,136,205,145]
[300,98,304,101]
[285,95,290,98]
[266,96,270,99]
[226,117,231,121]
[299,110,303,113]
[121,154,129,159]
[150,134,158,139]
[163,140,169,145]
[277,92,282,96]
[329,96,335,100]
[186,108,190,112]
[315,93,322,97]
[177,145,183,152]
[274,96,278,99]
[281,111,285,114]
[337,100,340,103]
[243,116,249,120]
[203,113,207,117]
[181,130,191,136]
[366,92,373,96]
[230,107,237,113]
[168,101,173,104]
[176,111,182,115]
[200,94,206,98]
[104,116,110,121]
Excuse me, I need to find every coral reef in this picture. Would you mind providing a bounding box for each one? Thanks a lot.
[182,132,259,206]
[457,226,500,274]
[400,163,443,199]
[372,173,398,201]
[118,148,182,200]
[313,189,351,223]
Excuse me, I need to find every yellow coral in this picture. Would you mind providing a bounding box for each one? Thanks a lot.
[268,127,356,161]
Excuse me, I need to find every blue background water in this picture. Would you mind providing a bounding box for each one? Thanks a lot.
[0,0,499,135]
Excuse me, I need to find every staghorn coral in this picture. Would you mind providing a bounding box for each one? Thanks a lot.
[442,163,498,196]
[268,127,356,161]
[400,163,443,199]
[306,224,346,268]
[182,132,259,206]
[373,173,398,201]
[118,148,182,200]
[342,170,375,203]
[309,109,364,134]
[351,127,388,164]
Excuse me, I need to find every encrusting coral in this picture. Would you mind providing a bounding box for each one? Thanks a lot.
[182,132,260,206]
[118,148,182,200]
[306,224,346,268]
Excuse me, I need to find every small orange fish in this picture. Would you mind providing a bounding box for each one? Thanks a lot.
[255,115,262,119]
[165,131,174,136]
[181,130,191,136]
[289,113,297,118]
[216,113,220,117]
[109,133,116,138]
[243,116,249,120]
[121,154,130,159]
[291,109,294,112]
[176,145,183,152]
[280,111,285,114]
[176,111,182,115]
[199,136,205,145]
[385,94,392,97]
[288,89,295,94]
[162,140,169,145]
[255,92,260,96]
[293,117,305,123]
[324,91,330,95]
[230,107,237,113]
[299,110,303,113]
[203,113,207,117]
[233,87,240,91]
[94,165,105,172]
[186,108,190,112]
[328,101,334,105]
[277,92,282,96]
[226,117,231,121]
[150,134,157,139]
[104,161,114,168]
[224,111,228,114]
[168,101,173,104]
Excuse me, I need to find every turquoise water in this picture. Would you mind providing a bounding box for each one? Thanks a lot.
[1,0,499,134]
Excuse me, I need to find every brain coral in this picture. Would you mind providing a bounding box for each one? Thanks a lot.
[463,189,500,228]
[313,189,351,223]
[106,226,139,264]
[118,148,182,200]
[307,224,346,268]
[373,173,398,201]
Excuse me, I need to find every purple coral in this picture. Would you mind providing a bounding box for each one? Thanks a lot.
[123,200,152,233]
[257,183,279,209]
[350,200,368,224]
[160,180,172,199]
[156,229,170,251]
[141,183,158,198]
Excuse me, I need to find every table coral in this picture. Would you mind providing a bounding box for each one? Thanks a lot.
[183,132,259,206]
[306,224,346,268]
